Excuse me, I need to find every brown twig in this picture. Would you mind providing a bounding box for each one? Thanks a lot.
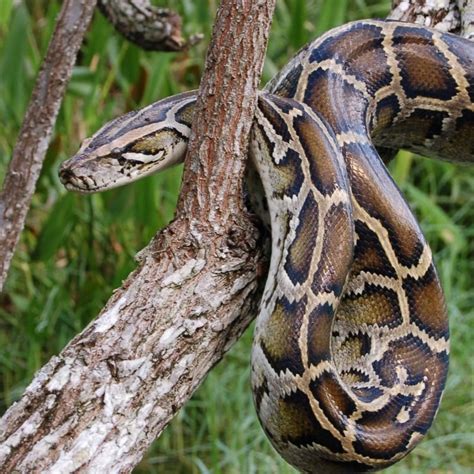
[98,0,203,51]
[0,0,98,293]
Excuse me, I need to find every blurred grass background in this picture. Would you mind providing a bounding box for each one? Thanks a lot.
[0,0,472,472]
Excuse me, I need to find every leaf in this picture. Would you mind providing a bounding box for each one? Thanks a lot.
[406,184,466,250]
[32,193,76,261]
[316,0,349,34]
[0,0,14,30]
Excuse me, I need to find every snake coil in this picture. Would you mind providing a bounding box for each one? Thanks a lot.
[60,20,474,473]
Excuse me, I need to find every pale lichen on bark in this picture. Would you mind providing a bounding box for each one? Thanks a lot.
[389,0,474,38]
[457,0,474,38]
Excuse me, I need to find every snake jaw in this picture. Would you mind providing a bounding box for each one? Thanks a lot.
[59,154,133,193]
[59,130,188,193]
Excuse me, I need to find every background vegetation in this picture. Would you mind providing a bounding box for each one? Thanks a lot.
[0,0,472,472]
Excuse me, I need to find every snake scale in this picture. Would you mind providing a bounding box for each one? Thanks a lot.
[59,20,474,472]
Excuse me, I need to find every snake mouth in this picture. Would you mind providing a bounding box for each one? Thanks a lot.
[58,155,170,193]
[58,162,102,193]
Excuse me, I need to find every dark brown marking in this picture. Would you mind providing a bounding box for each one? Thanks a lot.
[372,335,447,387]
[304,68,369,136]
[311,202,353,297]
[309,371,357,435]
[404,266,448,340]
[352,386,384,403]
[260,296,307,376]
[310,23,392,96]
[354,343,447,459]
[352,220,397,278]
[370,94,401,137]
[278,389,344,452]
[353,393,415,459]
[293,112,346,195]
[307,303,333,365]
[393,26,457,101]
[284,192,319,285]
[344,142,425,267]
[258,95,292,143]
[271,63,304,99]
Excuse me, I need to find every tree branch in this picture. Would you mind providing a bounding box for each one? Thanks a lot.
[389,0,461,32]
[0,0,98,293]
[457,0,474,39]
[98,0,202,52]
[0,0,275,471]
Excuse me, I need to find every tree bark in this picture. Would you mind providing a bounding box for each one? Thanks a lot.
[458,0,474,39]
[98,0,202,52]
[0,0,275,472]
[0,0,98,293]
[389,0,461,32]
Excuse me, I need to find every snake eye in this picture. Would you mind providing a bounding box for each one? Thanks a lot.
[111,147,121,156]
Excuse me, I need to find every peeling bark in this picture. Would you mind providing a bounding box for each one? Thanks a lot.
[457,0,474,39]
[0,0,98,293]
[0,0,275,471]
[98,0,202,52]
[389,0,461,32]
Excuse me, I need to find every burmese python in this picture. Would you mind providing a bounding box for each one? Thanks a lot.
[59,20,474,472]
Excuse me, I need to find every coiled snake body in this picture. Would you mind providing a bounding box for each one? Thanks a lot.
[60,20,474,472]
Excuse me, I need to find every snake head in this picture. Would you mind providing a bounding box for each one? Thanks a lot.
[59,92,195,193]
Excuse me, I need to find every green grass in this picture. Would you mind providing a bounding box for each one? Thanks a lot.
[1,1,473,472]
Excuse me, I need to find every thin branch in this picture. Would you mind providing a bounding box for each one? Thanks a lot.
[0,0,275,471]
[98,0,203,51]
[0,0,98,293]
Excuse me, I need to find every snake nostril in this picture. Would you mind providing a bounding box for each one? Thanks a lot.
[59,166,74,182]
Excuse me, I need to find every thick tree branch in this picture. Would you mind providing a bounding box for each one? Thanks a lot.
[0,0,98,293]
[0,0,275,471]
[98,0,202,51]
